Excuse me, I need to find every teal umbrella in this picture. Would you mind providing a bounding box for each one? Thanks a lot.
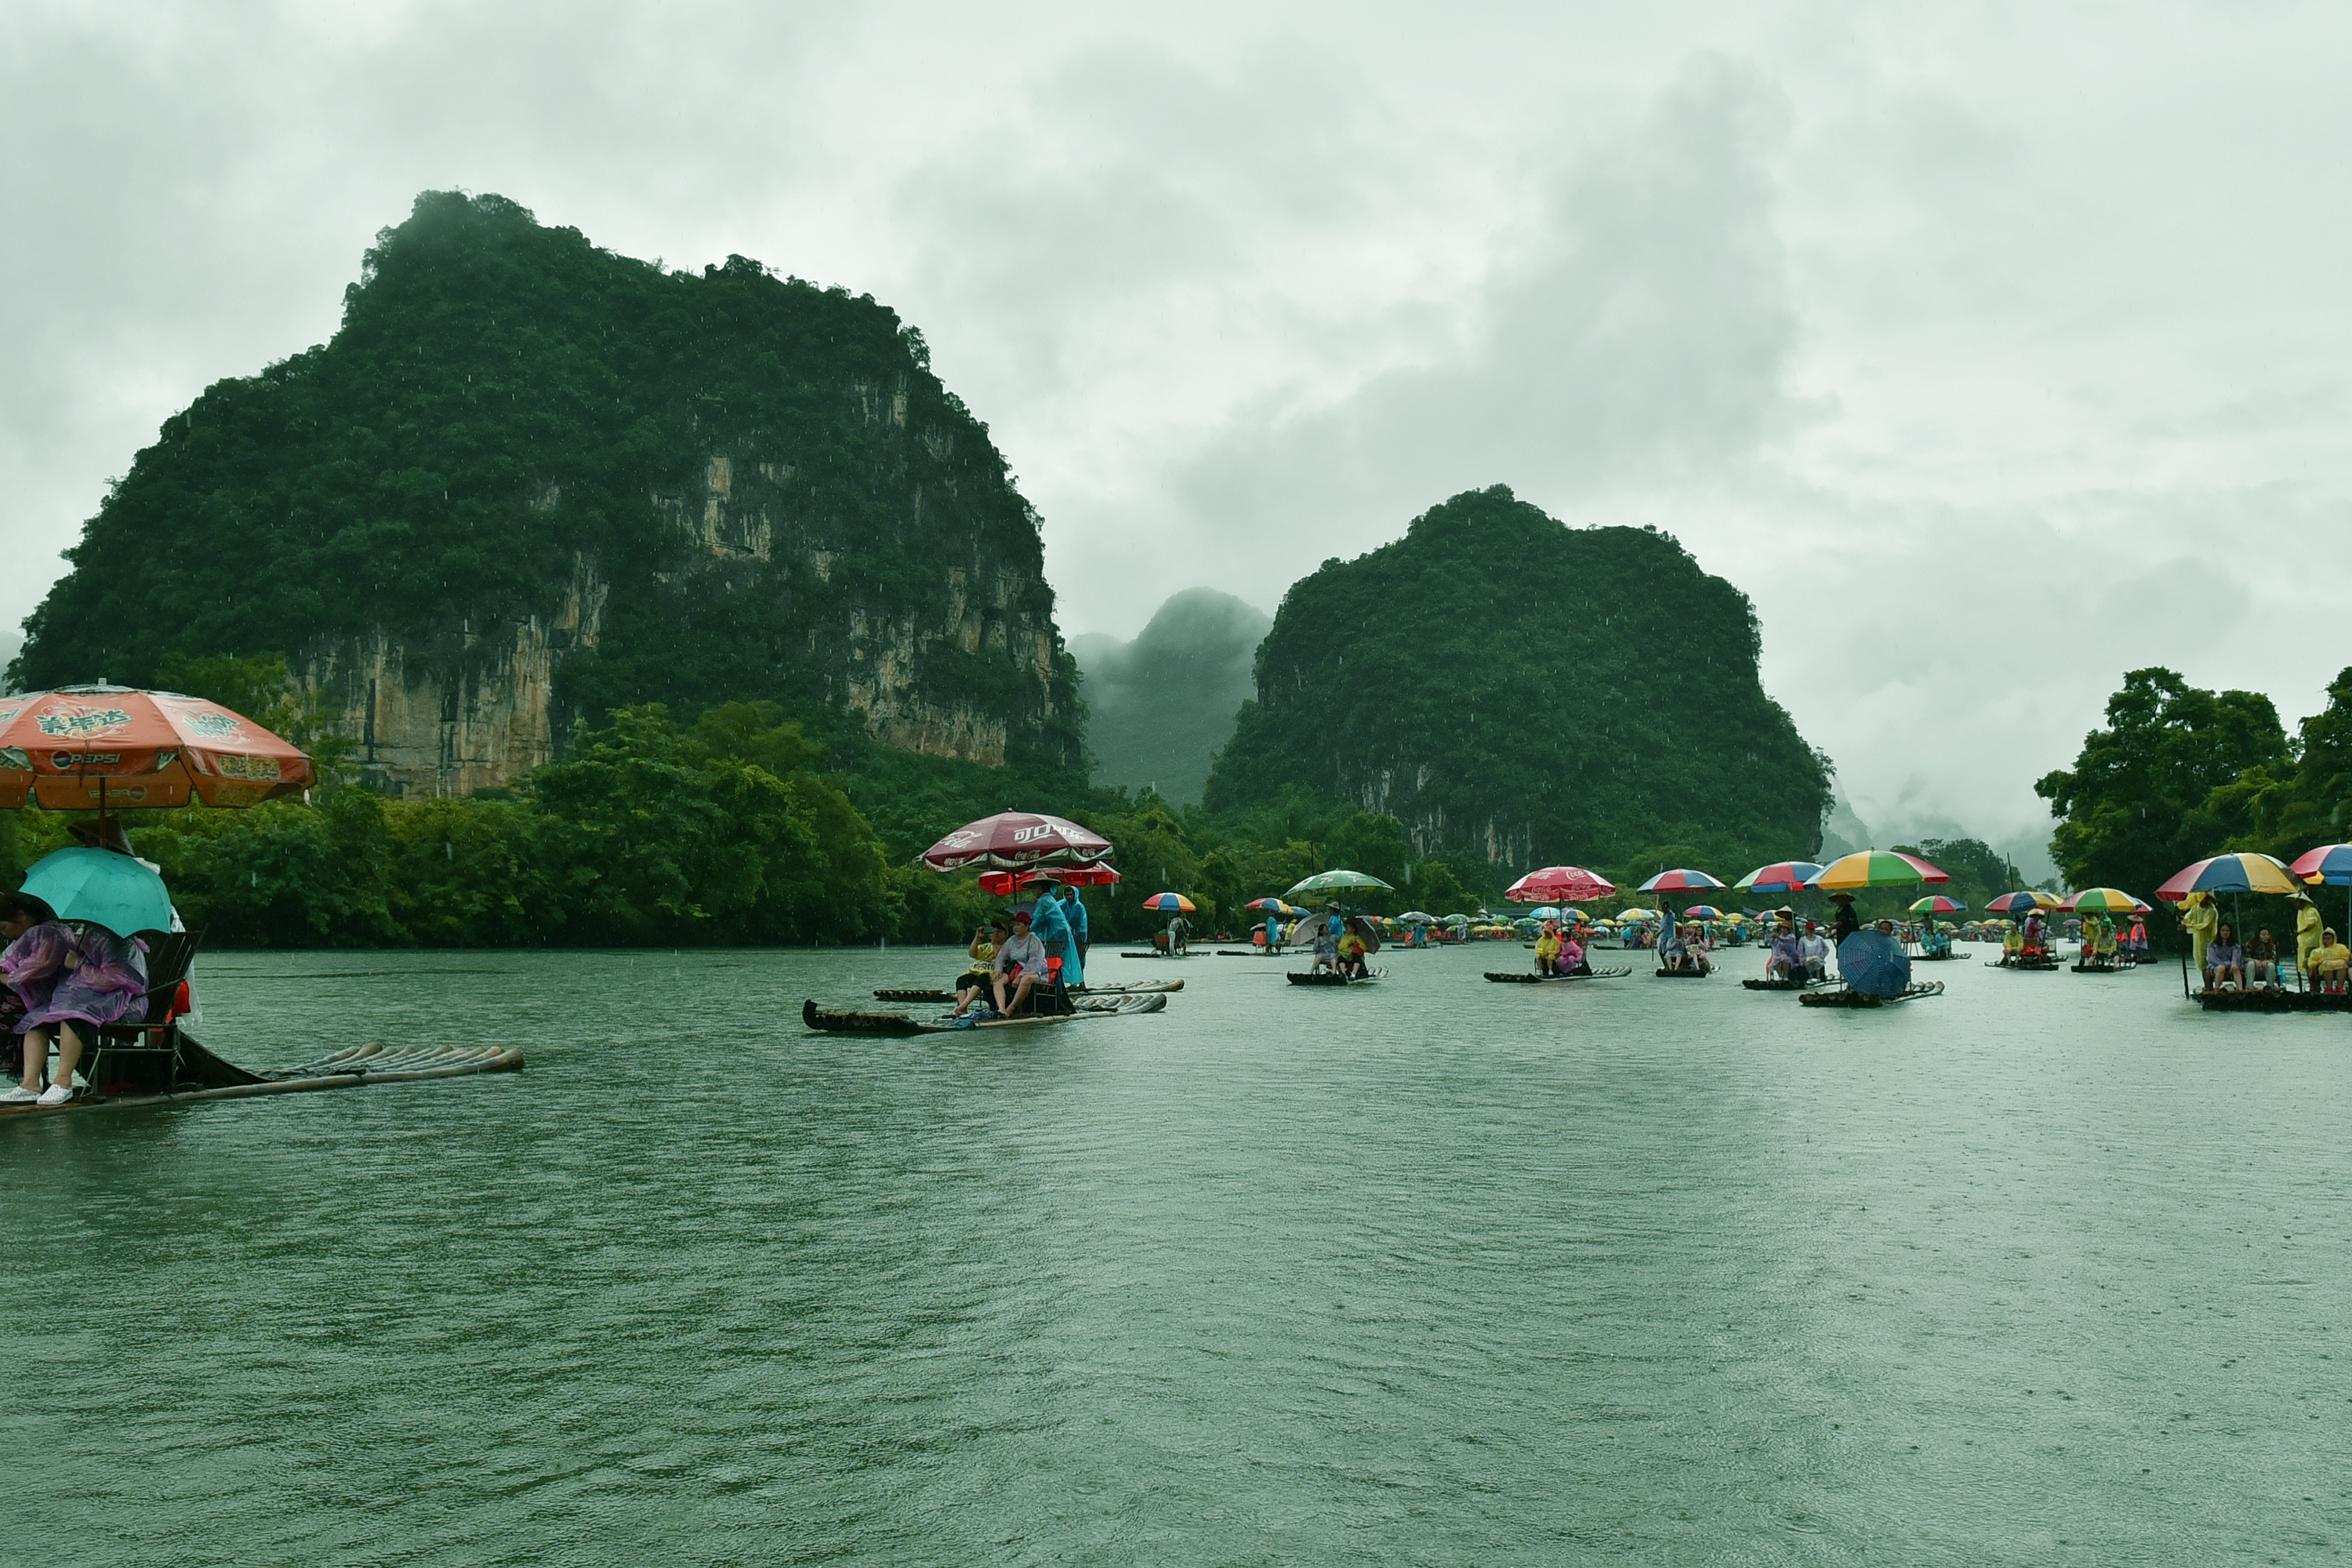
[20,847,172,937]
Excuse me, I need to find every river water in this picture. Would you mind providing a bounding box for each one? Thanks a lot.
[5,942,2348,1564]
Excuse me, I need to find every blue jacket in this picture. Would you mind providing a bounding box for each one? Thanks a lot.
[1060,891,1089,943]
[1029,893,1073,952]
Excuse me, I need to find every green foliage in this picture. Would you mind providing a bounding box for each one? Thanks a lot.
[1203,486,1829,880]
[118,701,890,947]
[9,191,1080,775]
[1897,837,2027,912]
[2035,668,2289,898]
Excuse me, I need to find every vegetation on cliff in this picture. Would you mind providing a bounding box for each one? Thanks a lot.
[1203,486,1831,880]
[9,189,1081,779]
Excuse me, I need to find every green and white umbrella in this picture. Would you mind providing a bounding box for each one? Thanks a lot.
[1286,869,1396,902]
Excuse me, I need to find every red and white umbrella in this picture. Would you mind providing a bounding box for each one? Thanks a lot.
[0,684,314,810]
[1505,866,1617,903]
[920,811,1112,873]
[977,860,1120,896]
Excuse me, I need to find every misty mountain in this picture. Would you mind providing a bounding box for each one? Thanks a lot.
[1819,782,1872,860]
[1073,588,1271,806]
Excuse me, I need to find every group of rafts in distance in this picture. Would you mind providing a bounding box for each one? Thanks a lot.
[806,818,2352,1032]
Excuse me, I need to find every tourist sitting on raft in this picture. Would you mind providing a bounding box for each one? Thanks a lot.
[2,895,150,1106]
[1337,924,1369,978]
[2204,923,2244,992]
[1801,921,1829,981]
[989,907,1051,1017]
[1311,918,1339,974]
[1558,927,1586,976]
[1766,917,1805,980]
[2310,928,2350,993]
[952,915,1007,1019]
[2245,927,2281,989]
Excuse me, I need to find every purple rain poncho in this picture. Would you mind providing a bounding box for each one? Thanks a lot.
[4,924,148,1034]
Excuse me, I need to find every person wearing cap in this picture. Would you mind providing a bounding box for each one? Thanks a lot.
[1829,894,1860,943]
[1800,921,1829,981]
[1766,916,1803,980]
[992,908,1049,1016]
[953,914,1008,1018]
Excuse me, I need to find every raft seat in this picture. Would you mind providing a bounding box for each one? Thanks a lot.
[81,930,203,1098]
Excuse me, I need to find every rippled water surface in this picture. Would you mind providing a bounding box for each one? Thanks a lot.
[7,942,2351,1564]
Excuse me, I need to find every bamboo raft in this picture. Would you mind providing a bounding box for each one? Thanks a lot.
[1483,966,1634,983]
[0,1036,522,1120]
[1987,955,2062,970]
[1653,967,1713,979]
[873,979,1183,1003]
[1741,977,1826,991]
[1286,969,1385,986]
[1799,981,1946,1007]
[1915,949,1973,961]
[804,993,1167,1036]
[2193,988,2352,1013]
[2070,960,2130,974]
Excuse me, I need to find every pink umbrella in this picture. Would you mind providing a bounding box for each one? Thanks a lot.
[921,811,1112,873]
[1505,866,1617,903]
[1637,867,1727,894]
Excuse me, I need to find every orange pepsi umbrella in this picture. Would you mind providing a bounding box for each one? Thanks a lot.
[0,684,313,811]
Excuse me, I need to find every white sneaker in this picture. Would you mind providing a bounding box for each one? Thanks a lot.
[0,1086,38,1105]
[34,1083,71,1107]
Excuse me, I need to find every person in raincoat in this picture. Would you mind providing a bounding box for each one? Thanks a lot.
[2294,894,2323,979]
[1054,884,1088,988]
[2180,891,2218,975]
[4,920,148,1105]
[1766,917,1805,980]
[1026,875,1075,1000]
[2079,913,2106,968]
[0,893,64,1083]
[1534,922,1562,977]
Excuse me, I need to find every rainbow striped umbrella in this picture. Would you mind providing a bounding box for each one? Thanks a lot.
[2289,844,2352,885]
[2154,852,2299,902]
[1809,849,1949,891]
[1985,890,2057,913]
[1680,905,1725,920]
[2060,887,2149,913]
[1907,895,1966,914]
[1639,868,1727,893]
[1140,892,1196,912]
[1734,861,1824,894]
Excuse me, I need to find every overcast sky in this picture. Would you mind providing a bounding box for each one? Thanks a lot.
[7,0,2349,862]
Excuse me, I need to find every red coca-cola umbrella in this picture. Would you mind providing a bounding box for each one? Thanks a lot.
[977,860,1121,896]
[0,684,314,811]
[1505,866,1617,903]
[920,811,1112,873]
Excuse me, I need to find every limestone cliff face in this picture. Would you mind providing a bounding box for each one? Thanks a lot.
[299,557,608,797]
[16,191,1083,793]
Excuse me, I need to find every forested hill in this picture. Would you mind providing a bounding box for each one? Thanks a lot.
[1203,486,1830,880]
[9,191,1082,797]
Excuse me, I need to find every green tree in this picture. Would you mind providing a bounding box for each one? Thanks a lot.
[2034,668,2289,898]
